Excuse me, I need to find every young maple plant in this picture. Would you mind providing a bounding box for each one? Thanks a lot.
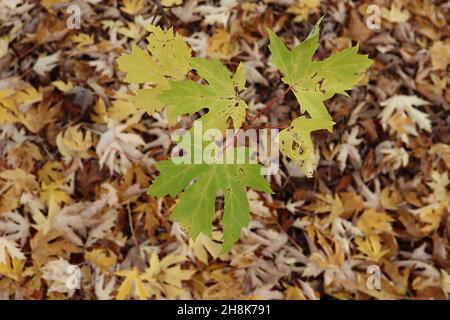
[116,19,372,252]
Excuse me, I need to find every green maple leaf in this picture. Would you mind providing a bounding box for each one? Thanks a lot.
[148,156,272,252]
[278,116,334,177]
[159,57,247,130]
[116,25,192,115]
[268,19,372,176]
[268,19,373,120]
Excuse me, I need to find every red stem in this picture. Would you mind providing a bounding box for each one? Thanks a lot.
[252,124,288,130]
[247,87,291,125]
[224,87,291,151]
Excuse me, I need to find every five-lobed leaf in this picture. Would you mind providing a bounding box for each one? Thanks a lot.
[115,268,148,300]
[268,19,372,176]
[148,156,272,252]
[268,19,373,120]
[116,25,192,115]
[159,58,247,130]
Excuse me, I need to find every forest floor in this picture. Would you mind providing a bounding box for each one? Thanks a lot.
[0,0,449,300]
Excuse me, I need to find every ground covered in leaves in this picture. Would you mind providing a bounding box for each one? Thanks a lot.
[0,0,449,300]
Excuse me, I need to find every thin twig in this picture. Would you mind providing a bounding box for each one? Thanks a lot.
[127,202,138,247]
[251,124,289,130]
[155,0,170,29]
[247,87,291,125]
[222,87,291,152]
[13,44,41,62]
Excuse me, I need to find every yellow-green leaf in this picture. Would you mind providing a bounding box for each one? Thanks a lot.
[159,58,247,130]
[116,25,192,116]
[278,116,334,177]
[268,19,372,120]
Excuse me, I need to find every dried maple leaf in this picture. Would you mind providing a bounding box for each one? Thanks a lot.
[357,208,393,236]
[41,258,79,296]
[56,124,93,159]
[6,141,43,172]
[20,96,61,134]
[429,40,450,70]
[96,120,145,175]
[120,0,145,15]
[381,3,410,23]
[141,252,195,299]
[354,234,390,262]
[32,51,60,77]
[52,184,118,246]
[303,193,343,224]
[0,169,39,212]
[0,237,25,264]
[0,83,42,124]
[94,272,116,300]
[115,268,149,300]
[287,0,320,23]
[30,230,80,267]
[188,233,223,264]
[85,249,117,272]
[430,143,450,168]
[0,211,30,247]
[337,127,363,172]
[0,254,26,282]
[379,95,431,143]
